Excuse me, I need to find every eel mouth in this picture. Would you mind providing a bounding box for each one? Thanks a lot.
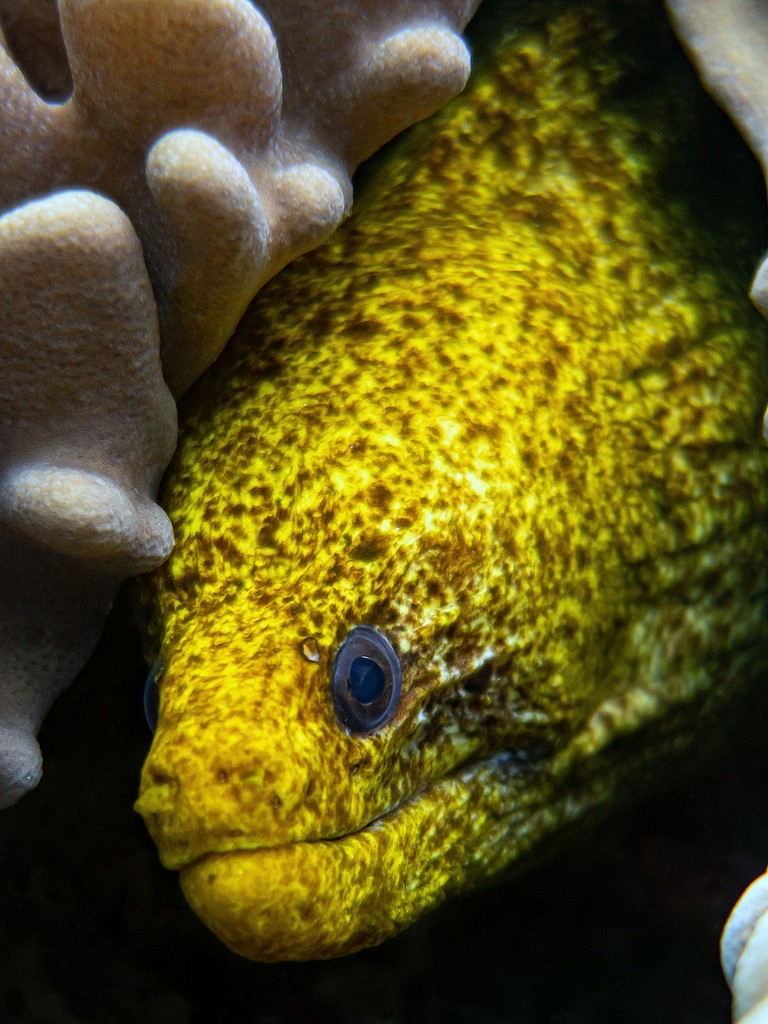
[177,752,549,962]
[167,697,680,963]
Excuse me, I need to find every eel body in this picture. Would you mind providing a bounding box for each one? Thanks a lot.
[136,0,768,961]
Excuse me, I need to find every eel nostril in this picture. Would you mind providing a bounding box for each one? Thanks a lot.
[145,765,173,788]
[143,659,162,733]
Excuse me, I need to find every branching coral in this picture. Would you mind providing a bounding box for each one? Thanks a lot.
[1,0,479,393]
[0,190,177,805]
[665,1,768,330]
[0,0,480,807]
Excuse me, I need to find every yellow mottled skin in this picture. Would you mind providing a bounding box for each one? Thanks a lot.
[137,0,768,960]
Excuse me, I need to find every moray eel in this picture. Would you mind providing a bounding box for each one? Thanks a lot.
[136,0,768,961]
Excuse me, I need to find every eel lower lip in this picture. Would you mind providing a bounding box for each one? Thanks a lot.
[177,752,533,962]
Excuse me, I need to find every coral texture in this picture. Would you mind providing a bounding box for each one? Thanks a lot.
[0,191,177,807]
[665,1,768,334]
[1,0,478,393]
[0,0,480,808]
[721,868,768,1023]
[137,0,768,960]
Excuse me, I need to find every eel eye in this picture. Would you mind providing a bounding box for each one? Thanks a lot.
[332,625,402,734]
[143,660,161,733]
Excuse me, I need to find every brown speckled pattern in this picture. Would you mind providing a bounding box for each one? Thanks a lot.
[136,0,768,960]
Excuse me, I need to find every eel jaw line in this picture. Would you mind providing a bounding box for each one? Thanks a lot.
[176,750,531,962]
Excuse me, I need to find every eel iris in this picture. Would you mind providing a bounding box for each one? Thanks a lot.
[136,0,768,961]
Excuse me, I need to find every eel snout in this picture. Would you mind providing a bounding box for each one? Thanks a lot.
[178,753,531,961]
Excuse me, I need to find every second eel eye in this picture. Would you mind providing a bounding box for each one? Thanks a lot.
[143,659,162,733]
[332,626,402,734]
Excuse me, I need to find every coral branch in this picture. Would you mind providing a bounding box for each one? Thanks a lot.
[1,0,479,393]
[0,0,480,805]
[666,0,768,320]
[0,190,176,805]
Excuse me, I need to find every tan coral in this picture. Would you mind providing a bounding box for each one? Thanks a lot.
[665,0,768,331]
[0,190,177,807]
[0,0,480,807]
[1,0,479,393]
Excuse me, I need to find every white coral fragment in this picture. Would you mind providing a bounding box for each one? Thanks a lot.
[0,0,481,805]
[722,868,768,1023]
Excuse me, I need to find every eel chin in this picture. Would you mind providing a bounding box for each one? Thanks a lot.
[178,756,514,962]
[177,750,612,962]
